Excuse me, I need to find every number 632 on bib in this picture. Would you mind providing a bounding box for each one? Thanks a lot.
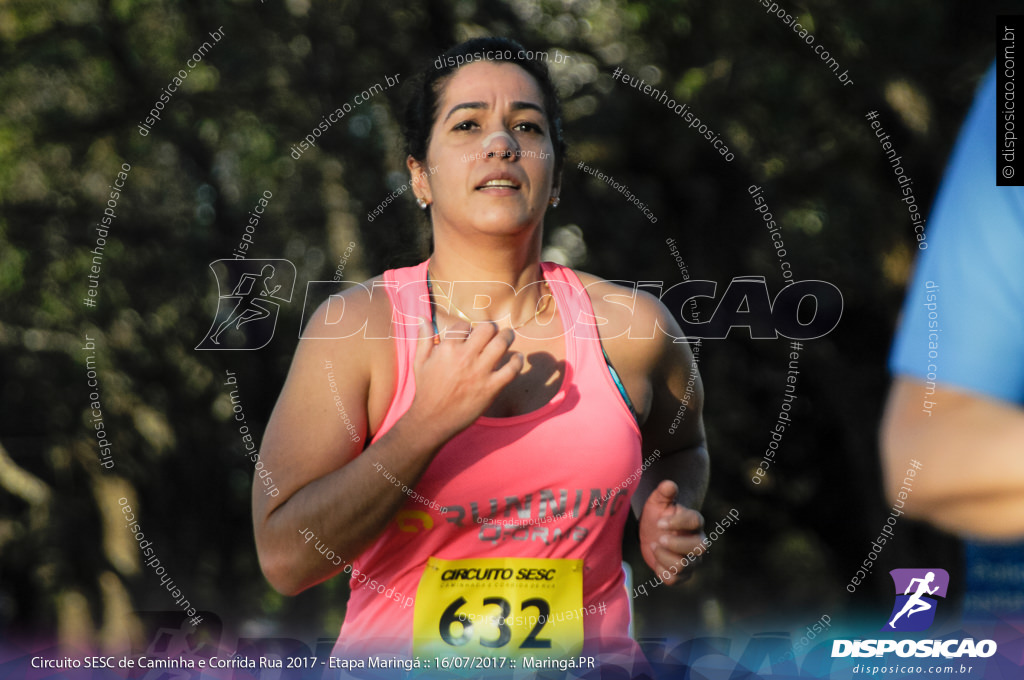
[412,557,584,658]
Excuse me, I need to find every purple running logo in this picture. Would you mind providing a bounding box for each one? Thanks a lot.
[882,568,949,632]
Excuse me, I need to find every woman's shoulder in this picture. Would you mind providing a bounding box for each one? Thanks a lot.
[301,274,394,341]
[567,267,677,335]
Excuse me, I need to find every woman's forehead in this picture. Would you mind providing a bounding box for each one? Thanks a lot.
[438,61,546,113]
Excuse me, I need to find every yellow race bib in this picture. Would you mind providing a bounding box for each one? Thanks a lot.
[412,557,584,658]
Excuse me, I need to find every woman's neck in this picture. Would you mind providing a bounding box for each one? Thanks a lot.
[427,235,548,327]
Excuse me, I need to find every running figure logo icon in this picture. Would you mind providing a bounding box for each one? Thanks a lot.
[196,259,295,350]
[882,568,950,632]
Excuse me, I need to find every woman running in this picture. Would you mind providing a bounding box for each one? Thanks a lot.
[253,37,709,664]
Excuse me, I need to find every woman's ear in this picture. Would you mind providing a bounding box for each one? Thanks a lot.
[407,155,432,205]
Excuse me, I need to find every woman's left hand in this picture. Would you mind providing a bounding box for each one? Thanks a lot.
[639,479,706,585]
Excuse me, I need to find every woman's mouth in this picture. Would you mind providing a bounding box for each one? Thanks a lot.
[476,174,522,191]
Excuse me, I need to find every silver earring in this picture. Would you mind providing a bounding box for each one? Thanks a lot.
[549,196,560,208]
[417,198,429,209]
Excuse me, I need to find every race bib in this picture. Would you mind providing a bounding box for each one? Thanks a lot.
[412,557,584,658]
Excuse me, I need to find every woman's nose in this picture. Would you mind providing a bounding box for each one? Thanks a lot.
[481,130,519,159]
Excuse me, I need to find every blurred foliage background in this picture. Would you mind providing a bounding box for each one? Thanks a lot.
[0,0,1013,653]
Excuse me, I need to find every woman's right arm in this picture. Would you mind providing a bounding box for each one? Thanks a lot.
[253,281,522,595]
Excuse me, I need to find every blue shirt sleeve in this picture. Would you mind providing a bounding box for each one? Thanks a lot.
[888,63,1024,405]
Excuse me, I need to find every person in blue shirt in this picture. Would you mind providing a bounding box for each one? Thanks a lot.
[882,62,1024,615]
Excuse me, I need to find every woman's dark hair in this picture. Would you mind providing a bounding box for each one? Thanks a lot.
[402,37,568,179]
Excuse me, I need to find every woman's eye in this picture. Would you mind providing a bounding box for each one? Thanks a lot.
[514,121,543,134]
[453,120,478,131]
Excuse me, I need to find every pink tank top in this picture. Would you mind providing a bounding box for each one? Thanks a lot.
[335,260,643,659]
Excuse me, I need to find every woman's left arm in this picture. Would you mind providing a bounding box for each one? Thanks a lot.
[626,292,710,585]
[581,275,710,585]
